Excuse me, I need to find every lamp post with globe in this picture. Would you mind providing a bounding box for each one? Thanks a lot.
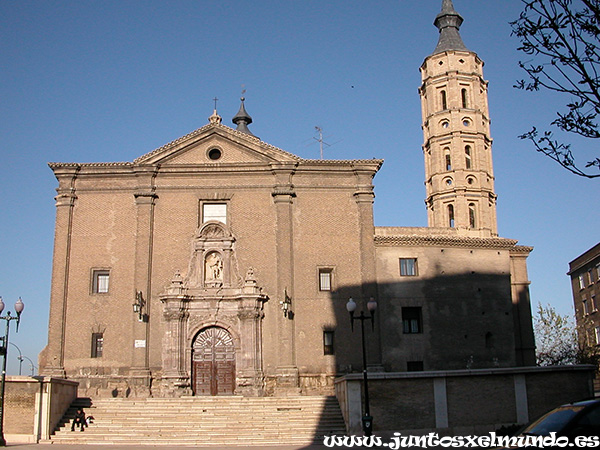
[0,297,24,447]
[346,296,377,437]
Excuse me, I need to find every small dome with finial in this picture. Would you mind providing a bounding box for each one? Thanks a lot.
[432,0,469,55]
[232,97,254,136]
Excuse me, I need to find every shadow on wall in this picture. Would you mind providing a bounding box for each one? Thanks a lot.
[301,269,535,441]
[326,270,522,376]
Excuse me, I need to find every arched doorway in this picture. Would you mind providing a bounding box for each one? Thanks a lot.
[192,327,236,396]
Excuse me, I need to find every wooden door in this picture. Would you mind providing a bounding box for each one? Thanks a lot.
[192,327,235,396]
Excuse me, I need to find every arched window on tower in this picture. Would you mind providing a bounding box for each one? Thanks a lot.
[461,88,468,108]
[465,145,472,169]
[444,148,452,171]
[469,203,476,228]
[448,204,455,228]
[441,90,447,110]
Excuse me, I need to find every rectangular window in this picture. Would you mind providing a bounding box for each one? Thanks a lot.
[579,274,586,290]
[203,203,227,224]
[92,270,110,294]
[596,263,600,282]
[91,333,103,358]
[400,258,418,276]
[583,298,589,315]
[319,269,333,291]
[407,361,424,372]
[595,327,600,346]
[592,295,598,312]
[588,269,594,285]
[323,331,334,355]
[402,307,422,334]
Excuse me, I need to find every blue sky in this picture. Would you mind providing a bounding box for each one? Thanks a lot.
[0,0,597,375]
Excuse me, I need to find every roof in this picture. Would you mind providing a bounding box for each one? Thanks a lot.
[432,0,469,55]
[48,122,384,171]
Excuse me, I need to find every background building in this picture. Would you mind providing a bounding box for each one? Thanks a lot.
[569,242,600,391]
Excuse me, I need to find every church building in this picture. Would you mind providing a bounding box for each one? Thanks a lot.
[39,0,536,398]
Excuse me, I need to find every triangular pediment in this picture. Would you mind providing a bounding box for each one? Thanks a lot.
[134,123,300,166]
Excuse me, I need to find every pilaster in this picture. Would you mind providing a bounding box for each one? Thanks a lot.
[270,162,300,393]
[41,166,79,377]
[353,167,382,367]
[130,166,158,391]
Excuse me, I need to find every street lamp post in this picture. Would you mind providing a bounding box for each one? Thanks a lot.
[0,297,24,447]
[9,344,22,376]
[20,356,36,377]
[346,296,377,437]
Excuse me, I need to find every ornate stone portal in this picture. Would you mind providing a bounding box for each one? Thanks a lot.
[159,221,268,396]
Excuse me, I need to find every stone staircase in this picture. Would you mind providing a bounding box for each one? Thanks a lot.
[49,396,346,446]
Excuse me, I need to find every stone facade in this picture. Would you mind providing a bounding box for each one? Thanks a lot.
[39,0,536,398]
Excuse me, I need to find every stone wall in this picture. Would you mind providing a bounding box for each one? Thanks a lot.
[335,365,595,435]
[3,376,78,443]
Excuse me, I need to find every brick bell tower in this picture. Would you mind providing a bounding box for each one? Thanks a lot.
[420,0,498,237]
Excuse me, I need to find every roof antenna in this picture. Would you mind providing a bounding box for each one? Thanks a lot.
[314,126,329,160]
[310,126,341,159]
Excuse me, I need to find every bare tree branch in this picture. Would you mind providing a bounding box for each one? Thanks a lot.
[511,0,600,178]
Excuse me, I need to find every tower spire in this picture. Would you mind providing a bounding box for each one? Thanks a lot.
[232,96,254,136]
[432,0,468,55]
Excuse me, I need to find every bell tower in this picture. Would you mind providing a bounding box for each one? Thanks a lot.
[420,0,497,237]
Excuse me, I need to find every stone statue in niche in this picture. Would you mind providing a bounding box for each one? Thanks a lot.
[205,252,223,283]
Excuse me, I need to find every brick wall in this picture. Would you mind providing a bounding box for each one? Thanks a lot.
[3,376,78,443]
[336,365,595,435]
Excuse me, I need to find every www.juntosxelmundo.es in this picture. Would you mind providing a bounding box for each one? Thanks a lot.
[323,432,600,448]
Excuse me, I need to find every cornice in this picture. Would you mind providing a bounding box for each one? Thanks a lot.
[511,245,534,254]
[48,162,132,169]
[374,233,521,250]
[300,158,384,167]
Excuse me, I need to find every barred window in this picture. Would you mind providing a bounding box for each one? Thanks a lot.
[92,270,110,294]
[91,333,103,358]
[319,269,333,291]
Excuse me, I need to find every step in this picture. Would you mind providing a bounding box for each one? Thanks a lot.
[51,395,346,446]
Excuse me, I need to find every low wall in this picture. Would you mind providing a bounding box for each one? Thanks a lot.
[335,365,595,435]
[4,376,78,443]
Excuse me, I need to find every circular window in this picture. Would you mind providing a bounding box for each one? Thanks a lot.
[463,119,471,127]
[445,178,453,186]
[441,121,449,129]
[208,148,222,160]
[467,177,475,185]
